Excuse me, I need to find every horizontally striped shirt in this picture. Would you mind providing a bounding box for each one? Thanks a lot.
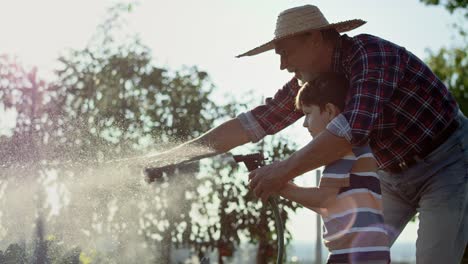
[319,145,390,263]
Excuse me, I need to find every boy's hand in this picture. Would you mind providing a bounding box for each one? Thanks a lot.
[248,160,290,203]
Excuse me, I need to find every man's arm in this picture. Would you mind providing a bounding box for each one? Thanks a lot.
[238,78,304,142]
[282,130,352,180]
[249,130,352,202]
[138,118,250,168]
[187,117,250,153]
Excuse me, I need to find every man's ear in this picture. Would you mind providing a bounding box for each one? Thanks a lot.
[324,103,339,122]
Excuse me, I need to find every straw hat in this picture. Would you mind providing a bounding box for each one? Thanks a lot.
[236,5,366,58]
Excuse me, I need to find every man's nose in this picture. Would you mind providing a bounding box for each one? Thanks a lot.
[302,118,307,128]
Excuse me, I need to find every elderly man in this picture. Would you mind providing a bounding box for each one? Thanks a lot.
[152,5,468,263]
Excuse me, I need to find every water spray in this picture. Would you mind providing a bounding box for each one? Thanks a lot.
[144,152,285,264]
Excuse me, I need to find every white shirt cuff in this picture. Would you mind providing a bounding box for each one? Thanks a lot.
[237,112,267,143]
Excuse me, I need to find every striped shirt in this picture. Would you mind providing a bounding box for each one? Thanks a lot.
[319,145,390,263]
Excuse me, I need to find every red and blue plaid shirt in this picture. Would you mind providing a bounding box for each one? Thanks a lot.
[238,34,458,169]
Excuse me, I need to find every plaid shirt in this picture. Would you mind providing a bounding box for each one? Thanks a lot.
[238,34,458,169]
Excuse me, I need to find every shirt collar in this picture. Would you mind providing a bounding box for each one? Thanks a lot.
[331,35,345,73]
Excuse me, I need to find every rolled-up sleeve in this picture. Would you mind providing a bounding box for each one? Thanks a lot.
[237,77,304,143]
[237,111,267,143]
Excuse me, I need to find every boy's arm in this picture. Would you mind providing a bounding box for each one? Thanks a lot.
[279,182,340,210]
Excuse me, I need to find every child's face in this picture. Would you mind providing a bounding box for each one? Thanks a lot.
[302,103,340,138]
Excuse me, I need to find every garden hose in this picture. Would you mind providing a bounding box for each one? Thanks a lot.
[268,195,284,264]
[232,153,284,264]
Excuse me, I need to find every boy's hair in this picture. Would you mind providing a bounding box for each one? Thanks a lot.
[295,72,349,112]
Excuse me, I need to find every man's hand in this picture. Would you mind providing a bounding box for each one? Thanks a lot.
[247,130,352,203]
[248,160,291,203]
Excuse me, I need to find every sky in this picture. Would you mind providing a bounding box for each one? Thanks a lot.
[0,0,463,258]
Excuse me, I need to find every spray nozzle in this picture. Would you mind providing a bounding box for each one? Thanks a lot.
[232,153,266,172]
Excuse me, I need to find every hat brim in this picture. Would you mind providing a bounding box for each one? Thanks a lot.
[236,19,366,58]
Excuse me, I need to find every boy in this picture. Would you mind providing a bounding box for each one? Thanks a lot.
[279,73,390,264]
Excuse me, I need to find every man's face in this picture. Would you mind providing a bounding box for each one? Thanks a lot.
[274,31,328,83]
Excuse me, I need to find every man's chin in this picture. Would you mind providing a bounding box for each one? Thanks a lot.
[296,72,317,85]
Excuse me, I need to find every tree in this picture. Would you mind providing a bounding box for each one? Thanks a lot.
[420,0,468,114]
[426,45,468,114]
[0,3,301,263]
[0,55,61,167]
[420,0,468,16]
[186,136,300,263]
[0,244,27,264]
[51,24,226,264]
[50,15,302,263]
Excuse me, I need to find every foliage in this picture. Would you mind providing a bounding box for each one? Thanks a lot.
[420,0,468,16]
[423,0,467,114]
[426,44,468,114]
[0,242,81,264]
[187,136,301,263]
[0,2,301,264]
[0,55,62,166]
[50,29,230,263]
[0,244,27,264]
[245,138,301,264]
